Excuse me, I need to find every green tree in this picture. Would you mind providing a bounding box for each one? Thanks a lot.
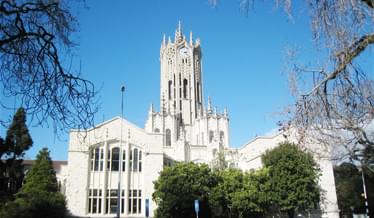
[0,107,33,199]
[334,162,374,217]
[231,168,270,218]
[334,162,365,215]
[153,162,219,218]
[262,142,320,218]
[209,168,244,218]
[0,147,67,218]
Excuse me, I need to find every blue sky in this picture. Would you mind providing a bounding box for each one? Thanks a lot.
[1,0,318,160]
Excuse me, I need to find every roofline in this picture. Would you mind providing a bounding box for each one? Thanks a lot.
[237,131,284,150]
[70,116,148,134]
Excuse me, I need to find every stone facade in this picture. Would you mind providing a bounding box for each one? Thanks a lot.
[64,23,340,218]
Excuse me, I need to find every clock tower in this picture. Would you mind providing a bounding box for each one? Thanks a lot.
[159,22,203,125]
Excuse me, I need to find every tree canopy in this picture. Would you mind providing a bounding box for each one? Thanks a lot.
[153,162,219,218]
[0,147,67,218]
[0,107,32,200]
[0,0,97,133]
[262,142,321,218]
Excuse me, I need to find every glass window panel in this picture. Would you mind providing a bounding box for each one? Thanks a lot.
[88,198,92,213]
[133,148,138,172]
[133,198,137,213]
[139,198,142,213]
[93,198,97,213]
[98,199,102,213]
[111,147,119,171]
[110,199,117,214]
[110,189,118,196]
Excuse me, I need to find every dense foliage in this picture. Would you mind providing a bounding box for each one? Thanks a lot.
[262,142,321,218]
[0,107,33,201]
[154,143,320,218]
[0,148,67,218]
[334,162,374,217]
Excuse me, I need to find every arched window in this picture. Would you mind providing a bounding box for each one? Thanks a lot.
[133,148,138,172]
[122,150,126,172]
[111,147,119,171]
[166,129,171,146]
[168,80,172,100]
[183,79,188,98]
[209,131,214,143]
[219,131,225,145]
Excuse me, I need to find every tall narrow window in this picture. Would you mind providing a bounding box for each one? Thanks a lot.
[197,82,200,103]
[111,147,119,171]
[94,148,100,171]
[183,79,188,98]
[106,189,118,214]
[133,148,138,172]
[128,189,142,214]
[209,131,214,143]
[168,80,172,100]
[107,149,111,170]
[166,129,171,146]
[90,149,94,171]
[100,148,104,171]
[129,149,133,171]
[220,131,225,146]
[88,189,102,214]
[122,150,126,172]
[139,151,142,172]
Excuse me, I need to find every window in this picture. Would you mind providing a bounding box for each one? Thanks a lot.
[90,147,103,172]
[88,189,102,214]
[106,189,118,214]
[122,150,126,172]
[111,148,119,171]
[197,82,200,103]
[154,128,160,133]
[128,189,142,214]
[139,151,142,172]
[100,149,103,171]
[107,149,111,170]
[129,149,133,171]
[209,131,214,143]
[220,131,225,145]
[166,129,171,146]
[168,80,172,100]
[183,79,188,98]
[133,148,138,172]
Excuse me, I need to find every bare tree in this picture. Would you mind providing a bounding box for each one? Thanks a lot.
[0,0,97,133]
[210,1,374,164]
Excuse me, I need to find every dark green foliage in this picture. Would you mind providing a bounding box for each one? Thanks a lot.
[334,162,374,217]
[230,168,270,218]
[153,162,219,218]
[209,168,244,217]
[262,142,321,218]
[0,148,67,218]
[0,107,33,199]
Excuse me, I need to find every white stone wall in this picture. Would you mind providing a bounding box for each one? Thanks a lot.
[66,117,164,217]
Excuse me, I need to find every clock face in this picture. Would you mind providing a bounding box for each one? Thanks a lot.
[179,47,189,57]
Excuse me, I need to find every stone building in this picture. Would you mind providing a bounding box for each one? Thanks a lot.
[64,23,340,218]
